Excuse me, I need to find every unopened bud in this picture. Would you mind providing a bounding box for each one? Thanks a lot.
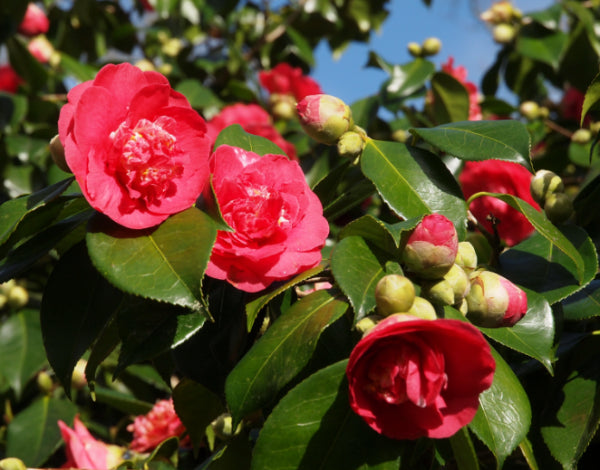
[455,241,478,274]
[402,214,458,279]
[406,296,437,320]
[37,371,54,395]
[571,128,592,144]
[466,270,527,327]
[7,285,28,310]
[443,263,471,303]
[355,315,383,335]
[544,192,573,225]
[530,169,564,205]
[375,274,416,316]
[519,101,540,120]
[421,37,442,56]
[50,135,70,173]
[457,298,469,315]
[270,94,296,121]
[481,1,520,24]
[421,279,455,306]
[297,94,353,145]
[135,59,155,72]
[493,23,516,44]
[0,294,7,310]
[71,359,88,390]
[407,42,422,57]
[0,458,27,470]
[337,130,365,159]
[161,38,183,57]
[392,129,409,143]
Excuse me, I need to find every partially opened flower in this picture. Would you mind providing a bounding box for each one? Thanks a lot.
[58,62,211,229]
[127,399,187,453]
[205,145,329,292]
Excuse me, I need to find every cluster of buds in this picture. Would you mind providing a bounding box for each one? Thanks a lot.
[364,214,527,332]
[0,280,29,311]
[530,169,574,225]
[407,37,442,58]
[481,1,522,44]
[519,101,549,121]
[297,94,366,159]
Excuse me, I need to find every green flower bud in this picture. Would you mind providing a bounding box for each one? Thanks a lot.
[421,37,442,56]
[0,280,16,295]
[493,23,516,44]
[407,42,422,57]
[375,274,416,316]
[37,371,54,395]
[421,279,455,306]
[443,264,471,303]
[337,130,365,159]
[391,129,409,143]
[406,296,437,320]
[270,93,296,121]
[355,315,383,335]
[519,101,540,120]
[457,298,469,316]
[7,285,28,310]
[572,128,592,144]
[0,294,7,310]
[530,169,564,205]
[50,134,71,173]
[0,458,27,470]
[544,192,573,225]
[297,94,353,145]
[455,241,478,274]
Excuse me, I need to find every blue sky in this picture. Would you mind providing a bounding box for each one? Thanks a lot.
[311,0,554,106]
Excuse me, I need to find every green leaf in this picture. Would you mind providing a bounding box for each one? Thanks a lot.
[58,53,98,81]
[40,242,122,397]
[214,124,286,156]
[479,289,554,374]
[499,225,596,305]
[430,71,470,124]
[6,37,48,92]
[383,58,436,99]
[6,396,77,467]
[175,79,223,111]
[173,379,224,450]
[198,434,252,470]
[331,236,388,321]
[581,72,600,127]
[361,139,468,237]
[251,360,405,470]
[516,24,568,69]
[472,193,586,282]
[0,309,47,398]
[449,427,480,470]
[540,335,600,469]
[562,280,600,320]
[226,290,348,425]
[93,385,153,415]
[469,347,532,468]
[339,214,419,251]
[87,208,217,311]
[411,120,532,171]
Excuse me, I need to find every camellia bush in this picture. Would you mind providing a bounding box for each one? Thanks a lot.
[2,0,600,468]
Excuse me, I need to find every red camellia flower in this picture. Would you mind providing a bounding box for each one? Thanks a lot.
[58,415,124,469]
[347,315,495,440]
[460,160,540,246]
[206,103,297,160]
[561,86,585,123]
[441,57,482,121]
[205,145,329,292]
[58,62,211,229]
[0,65,22,94]
[259,63,323,102]
[127,399,187,452]
[18,3,50,37]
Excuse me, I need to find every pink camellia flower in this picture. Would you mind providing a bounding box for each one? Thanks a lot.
[206,103,297,160]
[459,160,540,247]
[58,62,211,229]
[466,270,528,327]
[441,57,482,121]
[18,3,50,37]
[58,415,124,469]
[347,314,495,440]
[259,63,323,102]
[0,65,22,94]
[402,214,459,279]
[205,145,329,292]
[27,35,54,64]
[127,399,187,452]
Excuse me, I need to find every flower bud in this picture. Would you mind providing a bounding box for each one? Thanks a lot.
[457,298,469,316]
[519,101,540,120]
[421,37,442,56]
[465,270,527,327]
[355,315,383,335]
[406,296,437,320]
[7,285,28,310]
[375,274,416,316]
[480,1,520,24]
[0,458,27,470]
[455,241,478,274]
[297,94,353,145]
[270,94,297,121]
[0,294,7,310]
[0,280,16,295]
[391,129,409,143]
[37,371,54,395]
[337,130,365,159]
[402,214,458,279]
[544,192,573,225]
[571,128,592,144]
[443,264,471,303]
[530,169,564,205]
[50,135,71,173]
[493,24,516,44]
[421,279,455,306]
[407,42,422,57]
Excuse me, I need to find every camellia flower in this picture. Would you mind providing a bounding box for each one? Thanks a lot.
[58,415,124,469]
[347,314,495,440]
[441,57,482,121]
[58,62,211,229]
[18,3,50,37]
[205,145,329,292]
[459,160,540,246]
[259,63,323,102]
[561,86,585,123]
[206,103,297,160]
[0,65,22,94]
[127,399,187,453]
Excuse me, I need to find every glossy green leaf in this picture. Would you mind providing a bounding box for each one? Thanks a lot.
[525,3,562,30]
[581,71,600,127]
[331,236,389,320]
[339,214,419,251]
[540,335,600,469]
[214,124,286,156]
[41,242,122,397]
[198,434,252,470]
[6,396,77,467]
[516,24,568,69]
[469,347,532,468]
[175,79,223,111]
[472,193,586,282]
[251,360,405,470]
[499,225,596,305]
[479,289,554,374]
[430,71,470,124]
[449,428,480,470]
[87,208,217,311]
[562,280,600,320]
[58,53,98,81]
[383,58,436,98]
[411,120,532,170]
[361,139,468,237]
[226,290,348,425]
[0,309,47,398]
[93,385,153,415]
